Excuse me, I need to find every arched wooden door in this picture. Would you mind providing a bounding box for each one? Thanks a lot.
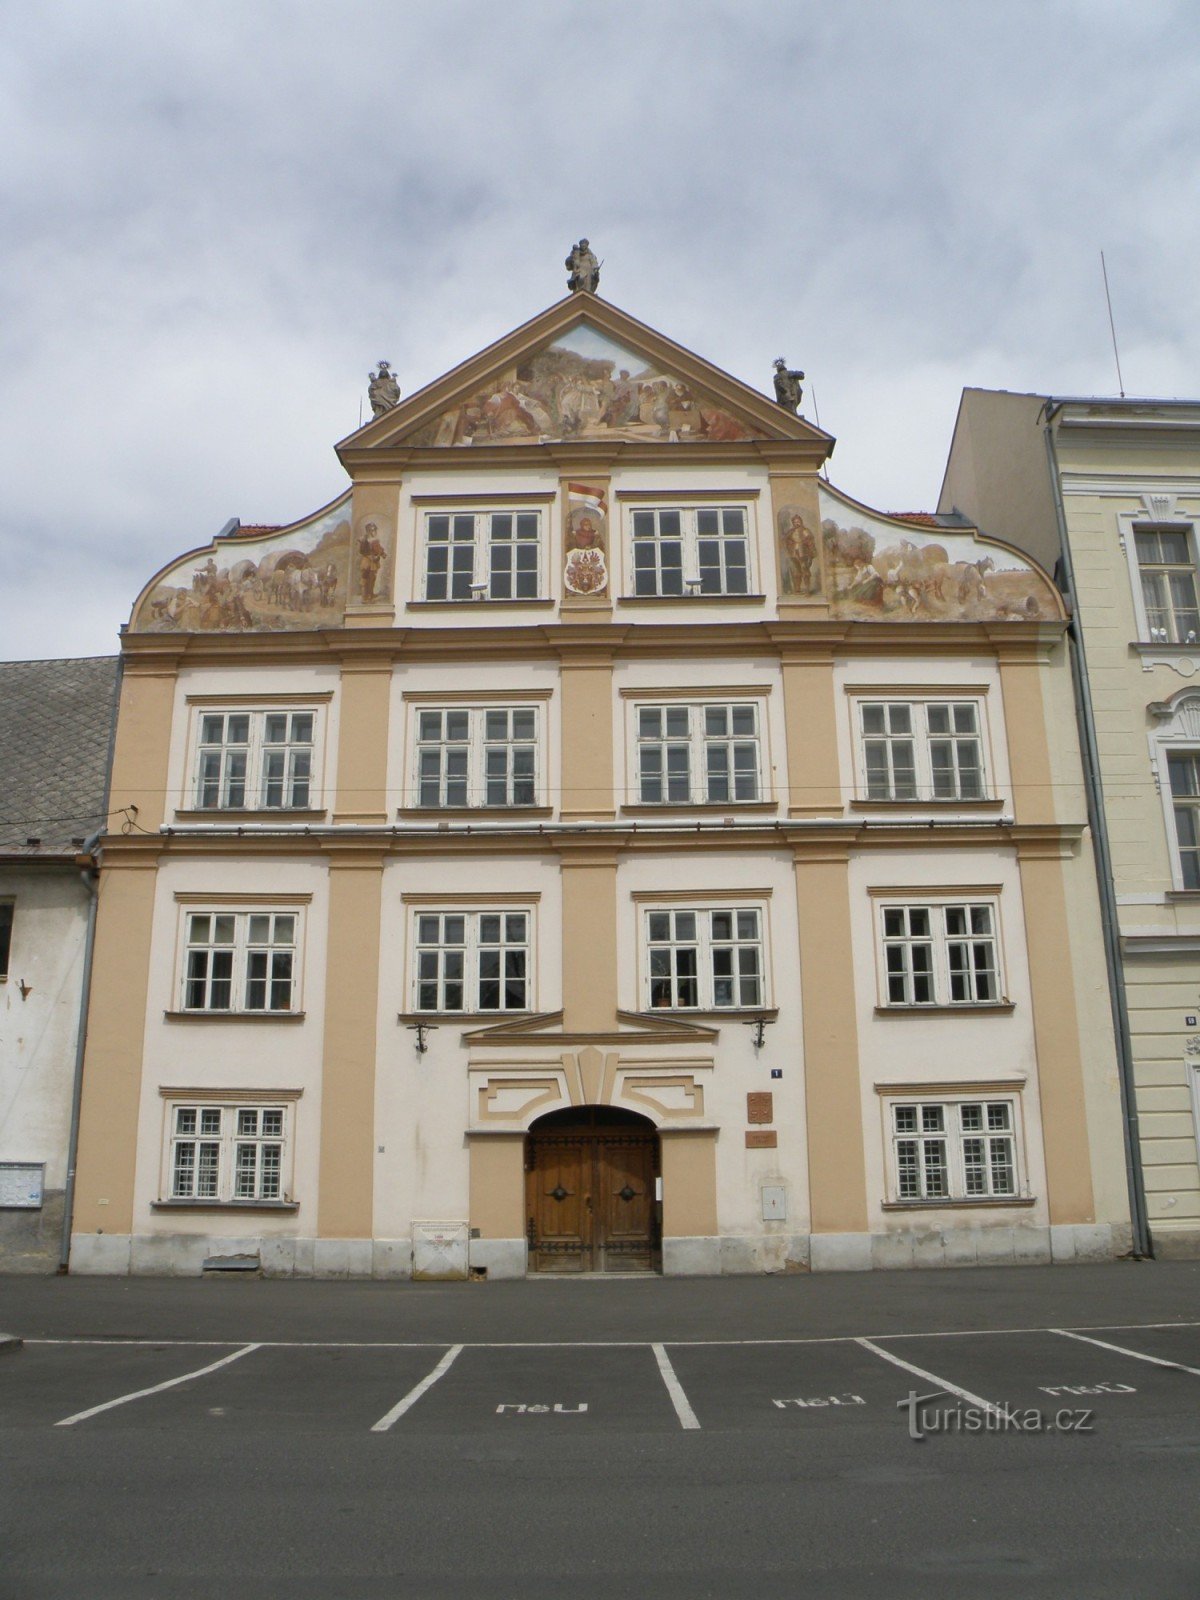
[525,1107,661,1273]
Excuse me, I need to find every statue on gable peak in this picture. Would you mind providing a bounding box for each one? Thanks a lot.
[368,360,401,419]
[566,239,600,294]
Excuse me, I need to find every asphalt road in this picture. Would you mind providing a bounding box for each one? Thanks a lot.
[2,1262,1199,1599]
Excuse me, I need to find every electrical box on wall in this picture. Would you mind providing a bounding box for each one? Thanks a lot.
[761,1185,787,1222]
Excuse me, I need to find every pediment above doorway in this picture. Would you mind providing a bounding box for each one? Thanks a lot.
[467,1047,714,1133]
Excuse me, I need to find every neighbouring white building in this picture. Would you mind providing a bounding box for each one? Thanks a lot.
[0,656,117,1270]
[68,291,1130,1277]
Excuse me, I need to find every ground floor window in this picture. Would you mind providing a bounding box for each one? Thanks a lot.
[166,1102,290,1203]
[888,1098,1018,1201]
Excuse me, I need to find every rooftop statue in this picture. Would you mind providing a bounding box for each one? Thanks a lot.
[566,238,600,295]
[772,357,804,414]
[368,360,401,419]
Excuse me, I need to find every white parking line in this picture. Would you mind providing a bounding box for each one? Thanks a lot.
[370,1345,463,1432]
[54,1343,261,1427]
[652,1343,700,1430]
[1052,1328,1200,1377]
[855,1338,1003,1416]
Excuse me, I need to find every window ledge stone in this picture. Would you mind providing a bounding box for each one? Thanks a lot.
[618,594,766,606]
[173,809,327,823]
[405,599,555,610]
[640,1007,779,1022]
[151,1199,300,1213]
[880,1196,1036,1211]
[397,1011,534,1023]
[163,1010,306,1023]
[850,798,1005,812]
[397,807,554,820]
[874,1003,1015,1017]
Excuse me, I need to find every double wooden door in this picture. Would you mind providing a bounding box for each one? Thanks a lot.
[526,1130,660,1273]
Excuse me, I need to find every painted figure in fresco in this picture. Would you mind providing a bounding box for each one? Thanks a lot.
[780,511,818,595]
[358,523,387,602]
[603,369,638,427]
[564,514,608,596]
[368,361,401,419]
[559,372,605,434]
[773,358,804,414]
[565,239,600,294]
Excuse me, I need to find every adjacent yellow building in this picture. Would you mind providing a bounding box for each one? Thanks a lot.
[942,390,1200,1258]
[68,296,1131,1277]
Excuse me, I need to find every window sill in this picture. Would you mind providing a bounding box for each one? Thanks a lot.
[163,1010,306,1023]
[639,1007,779,1022]
[1132,641,1200,655]
[397,806,554,820]
[880,1196,1036,1212]
[406,599,555,611]
[621,801,779,816]
[874,1003,1015,1017]
[850,798,1005,813]
[397,1011,535,1023]
[1165,890,1200,900]
[174,808,328,823]
[151,1199,300,1213]
[618,593,766,606]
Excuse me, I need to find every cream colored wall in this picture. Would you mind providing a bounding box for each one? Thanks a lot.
[846,849,1050,1229]
[129,856,330,1236]
[372,854,564,1241]
[616,851,808,1236]
[1124,954,1200,1233]
[937,389,1060,572]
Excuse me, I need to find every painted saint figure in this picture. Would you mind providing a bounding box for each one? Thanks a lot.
[358,523,387,602]
[368,361,401,419]
[780,511,818,595]
[565,239,600,294]
[772,358,804,414]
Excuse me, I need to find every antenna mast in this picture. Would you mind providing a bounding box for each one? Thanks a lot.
[1100,251,1126,398]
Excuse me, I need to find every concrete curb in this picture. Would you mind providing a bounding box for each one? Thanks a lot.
[0,1333,23,1354]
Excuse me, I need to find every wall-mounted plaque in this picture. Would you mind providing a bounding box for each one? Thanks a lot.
[745,1130,777,1149]
[746,1092,774,1125]
[0,1162,44,1209]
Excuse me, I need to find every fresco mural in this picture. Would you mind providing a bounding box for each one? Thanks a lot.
[407,324,753,447]
[563,482,609,597]
[134,498,352,632]
[777,504,821,596]
[819,494,1057,623]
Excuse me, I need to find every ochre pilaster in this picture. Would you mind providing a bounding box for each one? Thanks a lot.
[333,655,392,824]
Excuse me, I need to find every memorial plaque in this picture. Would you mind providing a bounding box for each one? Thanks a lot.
[0,1163,44,1209]
[745,1130,777,1149]
[746,1092,774,1125]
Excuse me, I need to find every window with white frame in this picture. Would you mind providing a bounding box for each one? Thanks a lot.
[422,510,542,601]
[1168,752,1200,889]
[168,1103,289,1203]
[181,910,299,1013]
[888,1098,1018,1201]
[0,901,12,980]
[413,910,531,1012]
[634,703,762,804]
[1135,526,1200,645]
[629,506,751,596]
[880,902,1001,1007]
[644,906,764,1010]
[414,707,539,808]
[194,710,317,810]
[858,700,986,801]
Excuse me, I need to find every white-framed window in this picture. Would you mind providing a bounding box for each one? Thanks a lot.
[879,901,1001,1007]
[193,709,317,810]
[413,909,532,1013]
[181,910,299,1013]
[1135,526,1200,645]
[643,906,765,1010]
[422,510,542,601]
[1167,752,1200,889]
[0,901,12,980]
[414,706,539,808]
[629,505,752,596]
[634,702,762,804]
[888,1098,1018,1202]
[858,700,986,801]
[167,1103,290,1203]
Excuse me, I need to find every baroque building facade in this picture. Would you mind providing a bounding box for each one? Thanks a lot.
[941,391,1200,1257]
[69,297,1130,1277]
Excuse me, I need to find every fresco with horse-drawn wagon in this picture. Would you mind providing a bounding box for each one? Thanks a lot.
[133,497,351,632]
[817,490,1057,623]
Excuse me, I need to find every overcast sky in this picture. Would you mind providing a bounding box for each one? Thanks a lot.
[2,0,1197,660]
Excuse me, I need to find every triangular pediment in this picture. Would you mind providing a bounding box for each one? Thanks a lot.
[460,1007,719,1046]
[338,295,832,457]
